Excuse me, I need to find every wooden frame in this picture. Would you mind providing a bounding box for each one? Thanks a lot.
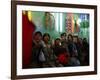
[11,1,97,80]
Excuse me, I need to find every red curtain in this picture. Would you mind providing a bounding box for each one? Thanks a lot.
[22,13,35,68]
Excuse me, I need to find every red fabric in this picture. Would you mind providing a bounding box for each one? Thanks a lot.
[22,14,35,68]
[57,53,69,65]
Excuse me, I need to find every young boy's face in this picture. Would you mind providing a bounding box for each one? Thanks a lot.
[61,36,64,40]
[55,39,60,46]
[68,36,72,41]
[61,33,66,41]
[73,37,77,43]
[35,34,42,42]
[43,35,50,43]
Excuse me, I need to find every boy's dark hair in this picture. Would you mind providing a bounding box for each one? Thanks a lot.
[61,32,66,37]
[83,38,87,42]
[43,33,50,40]
[34,31,42,37]
[55,38,61,41]
[67,34,73,40]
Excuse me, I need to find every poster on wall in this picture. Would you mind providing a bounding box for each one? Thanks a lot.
[11,1,97,79]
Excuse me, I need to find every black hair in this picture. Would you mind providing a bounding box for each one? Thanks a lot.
[67,34,73,40]
[83,38,87,42]
[43,33,50,40]
[55,38,61,41]
[34,31,42,37]
[61,32,66,37]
